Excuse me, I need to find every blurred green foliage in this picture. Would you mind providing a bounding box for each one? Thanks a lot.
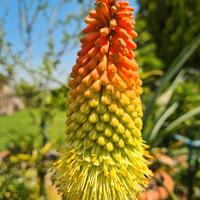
[135,0,200,144]
[15,81,40,107]
[0,135,38,200]
[0,161,37,200]
[51,85,69,110]
[0,132,58,200]
[135,1,200,198]
[136,0,200,69]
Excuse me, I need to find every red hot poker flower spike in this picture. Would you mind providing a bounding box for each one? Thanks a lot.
[54,1,152,200]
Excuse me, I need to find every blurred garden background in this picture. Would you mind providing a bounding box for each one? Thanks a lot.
[0,0,200,199]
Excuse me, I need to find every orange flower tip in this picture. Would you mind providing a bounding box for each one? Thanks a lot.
[100,42,110,54]
[100,27,110,36]
[77,49,83,56]
[124,7,135,13]
[77,66,83,73]
[115,27,130,39]
[117,1,129,7]
[100,72,109,85]
[106,0,116,4]
[84,17,98,24]
[132,71,139,79]
[118,20,133,30]
[117,11,132,19]
[89,10,97,17]
[91,69,100,79]
[82,75,92,85]
[77,54,89,64]
[88,47,98,57]
[68,80,75,88]
[130,30,138,38]
[83,89,92,98]
[82,25,97,34]
[97,56,107,72]
[95,36,107,48]
[120,67,134,78]
[70,89,78,97]
[107,67,117,79]
[111,5,118,15]
[138,79,143,86]
[118,38,126,47]
[70,71,76,78]
[92,80,101,91]
[126,39,137,49]
[110,19,117,29]
[80,32,99,43]
[100,2,110,19]
[112,74,127,89]
[96,3,108,25]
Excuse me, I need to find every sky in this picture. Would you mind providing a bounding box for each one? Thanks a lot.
[0,0,139,86]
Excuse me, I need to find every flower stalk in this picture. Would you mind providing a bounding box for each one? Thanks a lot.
[54,0,152,199]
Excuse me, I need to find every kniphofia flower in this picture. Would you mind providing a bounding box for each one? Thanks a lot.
[54,0,152,199]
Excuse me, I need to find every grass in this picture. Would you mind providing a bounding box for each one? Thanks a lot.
[0,109,65,150]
